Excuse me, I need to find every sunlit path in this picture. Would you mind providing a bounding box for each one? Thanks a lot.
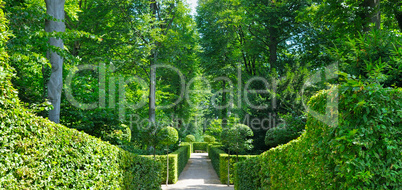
[162,153,234,190]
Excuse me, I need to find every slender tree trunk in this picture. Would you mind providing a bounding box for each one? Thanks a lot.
[45,0,65,123]
[148,0,157,153]
[149,0,157,125]
[395,11,402,31]
[222,81,227,128]
[166,145,169,186]
[268,38,278,72]
[227,149,230,186]
[362,0,381,32]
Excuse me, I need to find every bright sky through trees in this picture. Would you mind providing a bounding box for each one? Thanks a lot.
[187,0,197,15]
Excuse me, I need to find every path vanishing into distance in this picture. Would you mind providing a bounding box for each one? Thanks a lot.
[162,153,234,190]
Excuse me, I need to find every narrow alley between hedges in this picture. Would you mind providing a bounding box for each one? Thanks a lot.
[162,153,234,190]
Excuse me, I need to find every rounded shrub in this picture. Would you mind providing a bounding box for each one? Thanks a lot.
[102,124,132,145]
[184,134,196,142]
[204,135,216,143]
[158,127,179,146]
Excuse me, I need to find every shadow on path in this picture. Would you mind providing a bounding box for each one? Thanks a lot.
[162,153,234,190]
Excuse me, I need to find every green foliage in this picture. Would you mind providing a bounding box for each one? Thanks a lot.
[142,154,178,184]
[208,144,225,178]
[208,144,257,184]
[0,5,162,188]
[205,119,223,141]
[234,156,262,190]
[250,83,402,189]
[0,105,162,189]
[158,127,179,146]
[193,142,208,152]
[180,142,193,154]
[221,124,254,155]
[331,30,402,88]
[101,124,131,145]
[184,134,196,142]
[141,144,191,184]
[203,135,216,143]
[265,113,306,148]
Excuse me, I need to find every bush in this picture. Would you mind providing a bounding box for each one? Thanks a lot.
[184,134,196,142]
[193,142,208,152]
[206,119,223,141]
[257,83,402,189]
[234,156,262,190]
[102,124,131,145]
[264,113,306,148]
[203,135,215,143]
[180,142,193,155]
[142,143,191,184]
[208,145,256,184]
[158,127,179,146]
[0,108,163,189]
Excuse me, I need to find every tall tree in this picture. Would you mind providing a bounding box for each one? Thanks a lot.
[45,0,65,123]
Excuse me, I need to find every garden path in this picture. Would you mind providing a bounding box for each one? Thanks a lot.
[161,153,234,190]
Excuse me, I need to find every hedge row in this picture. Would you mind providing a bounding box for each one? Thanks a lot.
[193,142,208,152]
[208,144,256,184]
[234,156,262,190]
[0,108,162,189]
[234,84,402,189]
[143,143,191,184]
[181,142,193,155]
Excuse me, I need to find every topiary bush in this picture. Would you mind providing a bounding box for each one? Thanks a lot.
[184,134,196,142]
[203,135,216,143]
[157,126,179,185]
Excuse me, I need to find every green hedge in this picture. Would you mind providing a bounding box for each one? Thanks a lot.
[208,145,256,184]
[0,108,162,189]
[253,84,402,189]
[234,156,262,190]
[193,142,208,152]
[143,143,191,184]
[180,142,193,155]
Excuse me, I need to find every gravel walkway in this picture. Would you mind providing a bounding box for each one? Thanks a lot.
[161,153,234,190]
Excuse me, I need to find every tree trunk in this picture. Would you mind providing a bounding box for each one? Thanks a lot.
[268,37,278,72]
[166,145,169,186]
[395,11,402,31]
[45,0,66,123]
[362,0,381,32]
[227,149,230,186]
[222,81,227,128]
[149,0,157,126]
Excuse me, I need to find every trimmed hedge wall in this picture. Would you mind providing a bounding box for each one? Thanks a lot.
[193,142,208,152]
[208,144,256,184]
[143,143,191,184]
[181,142,193,155]
[234,156,262,190]
[0,108,163,189]
[235,84,402,189]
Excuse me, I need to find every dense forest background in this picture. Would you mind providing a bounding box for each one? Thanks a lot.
[4,0,402,154]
